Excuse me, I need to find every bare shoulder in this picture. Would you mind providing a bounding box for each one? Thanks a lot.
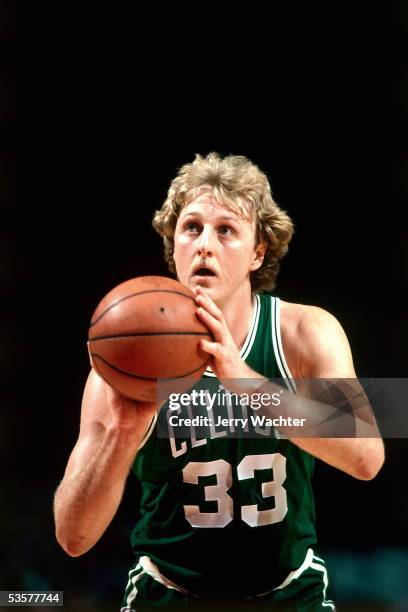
[279,300,355,377]
[280,300,342,334]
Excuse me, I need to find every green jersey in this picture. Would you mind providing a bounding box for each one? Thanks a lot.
[129,294,317,598]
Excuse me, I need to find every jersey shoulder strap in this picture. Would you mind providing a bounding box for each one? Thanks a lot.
[245,294,295,391]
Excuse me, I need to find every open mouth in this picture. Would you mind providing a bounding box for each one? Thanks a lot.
[194,267,216,277]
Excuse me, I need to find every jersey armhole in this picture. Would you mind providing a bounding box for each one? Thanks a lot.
[137,413,158,451]
[271,297,297,394]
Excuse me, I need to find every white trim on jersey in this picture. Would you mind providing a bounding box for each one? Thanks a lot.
[310,555,335,610]
[246,547,335,610]
[123,560,143,610]
[241,293,261,360]
[271,297,297,393]
[137,413,158,451]
[273,547,314,590]
[139,556,188,592]
[124,552,334,610]
[124,556,189,609]
[203,294,260,378]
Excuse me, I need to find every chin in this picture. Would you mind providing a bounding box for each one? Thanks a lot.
[196,283,221,302]
[205,287,225,305]
[190,277,216,291]
[196,283,216,295]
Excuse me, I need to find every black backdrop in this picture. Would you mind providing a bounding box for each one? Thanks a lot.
[1,2,407,610]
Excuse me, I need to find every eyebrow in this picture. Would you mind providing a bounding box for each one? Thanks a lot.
[181,211,240,223]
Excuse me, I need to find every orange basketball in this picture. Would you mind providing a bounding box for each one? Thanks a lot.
[88,276,212,401]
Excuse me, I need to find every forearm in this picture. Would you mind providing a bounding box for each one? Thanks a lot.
[231,374,384,479]
[54,422,145,556]
[291,435,384,480]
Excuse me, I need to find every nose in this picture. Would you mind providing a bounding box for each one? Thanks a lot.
[196,226,214,257]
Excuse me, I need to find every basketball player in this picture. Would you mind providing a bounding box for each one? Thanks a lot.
[54,153,384,611]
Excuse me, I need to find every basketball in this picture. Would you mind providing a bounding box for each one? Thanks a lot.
[87,276,212,401]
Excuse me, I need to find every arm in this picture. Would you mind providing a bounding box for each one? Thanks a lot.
[195,290,384,481]
[54,369,157,557]
[286,306,385,480]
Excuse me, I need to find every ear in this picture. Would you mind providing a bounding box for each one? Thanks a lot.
[250,242,267,272]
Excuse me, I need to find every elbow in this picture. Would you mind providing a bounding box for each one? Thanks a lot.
[353,441,385,481]
[64,542,87,558]
[55,528,89,558]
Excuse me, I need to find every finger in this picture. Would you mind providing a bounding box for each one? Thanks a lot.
[195,291,223,322]
[196,306,225,342]
[200,338,224,358]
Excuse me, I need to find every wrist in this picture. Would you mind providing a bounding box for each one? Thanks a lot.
[108,402,157,439]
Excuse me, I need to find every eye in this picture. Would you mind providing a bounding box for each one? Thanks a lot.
[185,221,201,233]
[218,225,234,236]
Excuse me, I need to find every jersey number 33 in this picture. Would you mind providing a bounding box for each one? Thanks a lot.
[182,453,288,528]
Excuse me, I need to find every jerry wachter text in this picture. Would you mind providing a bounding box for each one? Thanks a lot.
[168,415,307,428]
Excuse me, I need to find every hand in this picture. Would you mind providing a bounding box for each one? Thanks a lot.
[102,381,158,432]
[194,287,254,381]
[87,345,158,432]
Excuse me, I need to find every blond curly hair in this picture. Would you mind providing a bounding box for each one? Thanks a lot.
[152,153,294,292]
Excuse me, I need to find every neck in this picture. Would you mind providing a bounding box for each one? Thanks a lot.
[217,282,254,350]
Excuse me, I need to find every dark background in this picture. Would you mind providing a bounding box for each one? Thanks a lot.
[1,2,407,610]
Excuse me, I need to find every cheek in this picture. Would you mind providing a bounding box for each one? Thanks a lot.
[176,234,191,248]
[224,251,251,280]
[173,237,191,274]
[175,247,190,270]
[173,234,185,259]
[228,242,255,265]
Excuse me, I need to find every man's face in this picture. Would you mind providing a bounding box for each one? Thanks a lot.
[173,193,264,305]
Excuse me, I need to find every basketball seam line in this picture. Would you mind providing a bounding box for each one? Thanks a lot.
[90,289,196,327]
[89,331,213,341]
[91,352,211,380]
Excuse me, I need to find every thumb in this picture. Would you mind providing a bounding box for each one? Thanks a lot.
[200,339,222,357]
